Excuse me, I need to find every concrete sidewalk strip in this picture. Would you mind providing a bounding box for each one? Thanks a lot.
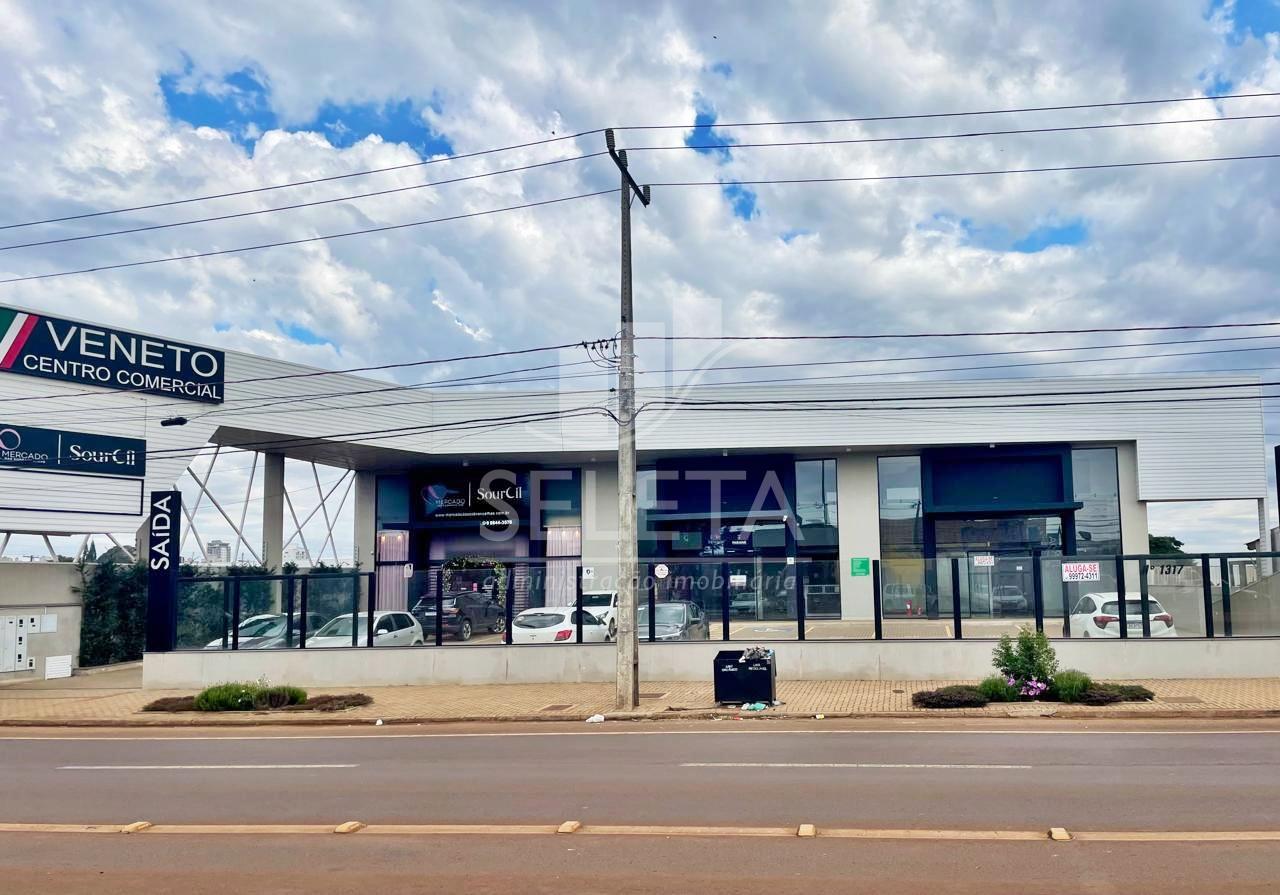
[2,677,1280,726]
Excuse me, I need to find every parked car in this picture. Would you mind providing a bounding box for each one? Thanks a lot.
[305,611,424,647]
[204,612,328,650]
[730,592,758,616]
[1069,592,1178,638]
[990,585,1029,616]
[511,607,609,644]
[881,583,921,616]
[580,591,618,639]
[637,601,711,641]
[411,590,505,641]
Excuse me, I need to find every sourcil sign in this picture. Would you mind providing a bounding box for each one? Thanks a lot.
[0,306,225,403]
[0,423,146,477]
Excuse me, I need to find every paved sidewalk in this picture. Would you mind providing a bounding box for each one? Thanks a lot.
[2,668,1280,725]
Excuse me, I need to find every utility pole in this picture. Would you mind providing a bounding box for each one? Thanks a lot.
[605,129,650,710]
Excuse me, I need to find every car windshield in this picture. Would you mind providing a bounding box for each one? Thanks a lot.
[515,612,565,629]
[313,615,361,638]
[638,604,687,626]
[1100,600,1166,615]
[581,593,614,608]
[993,587,1022,596]
[239,617,284,638]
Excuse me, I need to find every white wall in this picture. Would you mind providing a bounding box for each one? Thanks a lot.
[836,452,880,620]
[143,637,1280,689]
[0,563,83,677]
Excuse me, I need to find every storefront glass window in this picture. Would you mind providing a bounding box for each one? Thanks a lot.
[1071,448,1121,555]
[376,475,409,527]
[878,456,923,556]
[795,458,838,551]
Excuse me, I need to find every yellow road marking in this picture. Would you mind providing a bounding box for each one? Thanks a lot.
[2,822,1280,842]
[1074,831,1280,842]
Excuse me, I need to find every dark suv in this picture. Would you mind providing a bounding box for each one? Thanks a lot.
[411,590,506,641]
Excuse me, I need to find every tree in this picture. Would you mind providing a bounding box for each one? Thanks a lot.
[76,560,147,667]
[1148,534,1187,555]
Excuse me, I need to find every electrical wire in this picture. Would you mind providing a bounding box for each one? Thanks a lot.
[5,330,1280,425]
[638,320,1280,342]
[0,188,618,286]
[647,152,1280,189]
[0,131,606,230]
[638,112,1280,154]
[9,113,1275,253]
[0,152,608,253]
[613,90,1280,132]
[7,89,1272,232]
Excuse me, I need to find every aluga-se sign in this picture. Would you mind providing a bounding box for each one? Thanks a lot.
[0,306,225,403]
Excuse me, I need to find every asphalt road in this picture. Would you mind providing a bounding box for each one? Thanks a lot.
[3,719,1280,829]
[3,719,1280,893]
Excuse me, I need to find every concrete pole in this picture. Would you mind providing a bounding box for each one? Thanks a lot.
[263,453,285,572]
[615,148,640,711]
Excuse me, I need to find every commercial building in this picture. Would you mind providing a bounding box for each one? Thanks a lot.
[0,303,1275,683]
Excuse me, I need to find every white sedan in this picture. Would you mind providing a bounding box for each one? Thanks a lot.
[1069,592,1178,638]
[511,607,610,644]
[580,591,618,639]
[305,611,424,647]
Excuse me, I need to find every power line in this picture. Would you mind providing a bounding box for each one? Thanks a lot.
[648,152,1280,189]
[0,153,607,253]
[9,113,1273,253]
[640,112,1280,154]
[614,90,1280,131]
[639,320,1280,342]
[143,403,617,461]
[6,329,1280,425]
[8,89,1272,233]
[0,132,604,231]
[0,188,618,286]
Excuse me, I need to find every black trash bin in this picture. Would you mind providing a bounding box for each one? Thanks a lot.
[713,649,776,705]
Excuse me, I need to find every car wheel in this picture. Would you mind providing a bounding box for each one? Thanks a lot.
[412,638,423,646]
[490,617,506,634]
[608,619,617,640]
[459,618,473,641]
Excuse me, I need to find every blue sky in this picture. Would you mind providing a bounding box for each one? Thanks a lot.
[159,58,453,157]
[926,213,1089,253]
[682,98,758,221]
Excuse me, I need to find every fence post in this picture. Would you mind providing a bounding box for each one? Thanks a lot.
[872,559,883,641]
[951,557,962,640]
[1138,559,1152,639]
[299,576,309,649]
[284,577,296,649]
[504,568,515,645]
[721,562,730,642]
[1220,556,1234,637]
[1032,548,1044,634]
[220,580,230,651]
[575,565,584,644]
[435,567,444,647]
[796,561,807,641]
[231,578,242,651]
[1115,556,1128,639]
[1201,554,1215,638]
[647,564,656,643]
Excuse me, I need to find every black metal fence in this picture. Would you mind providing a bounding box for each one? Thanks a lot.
[171,551,1280,651]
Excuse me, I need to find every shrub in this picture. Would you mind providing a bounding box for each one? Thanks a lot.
[142,696,197,712]
[192,681,307,712]
[978,675,1020,702]
[912,685,989,709]
[992,627,1059,690]
[1054,670,1093,704]
[288,693,374,712]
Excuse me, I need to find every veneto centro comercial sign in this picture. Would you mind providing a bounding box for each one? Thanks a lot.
[0,305,225,403]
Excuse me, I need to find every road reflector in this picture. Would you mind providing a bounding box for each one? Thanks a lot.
[121,821,153,834]
[334,821,366,834]
[1049,827,1072,841]
[797,824,817,838]
[557,820,582,834]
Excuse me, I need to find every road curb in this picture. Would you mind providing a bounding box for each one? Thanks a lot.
[2,706,1279,728]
